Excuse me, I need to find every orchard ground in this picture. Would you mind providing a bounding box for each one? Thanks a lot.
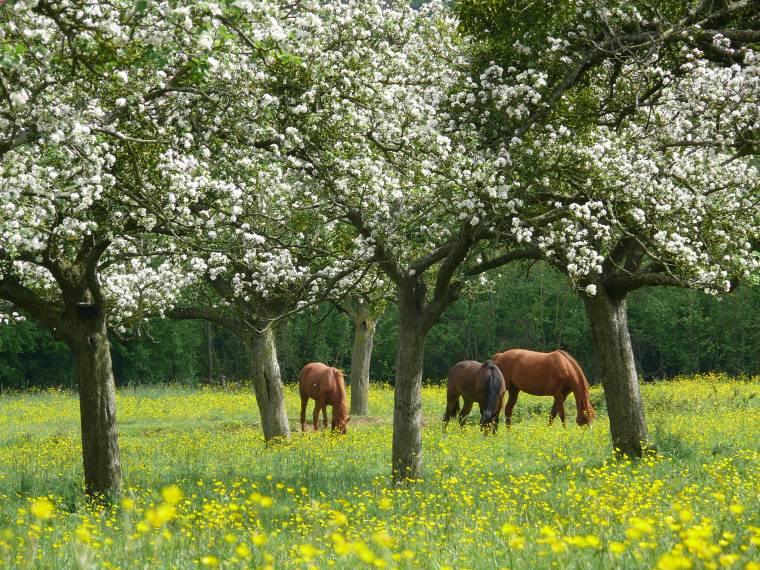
[0,374,758,569]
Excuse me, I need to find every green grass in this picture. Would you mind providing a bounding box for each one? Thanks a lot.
[0,373,758,569]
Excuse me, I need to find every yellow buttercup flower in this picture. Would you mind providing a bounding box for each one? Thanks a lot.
[609,541,627,555]
[656,551,693,570]
[501,522,520,535]
[235,542,251,558]
[30,498,54,520]
[728,504,744,516]
[298,543,320,561]
[161,485,183,506]
[372,530,394,549]
[75,525,92,543]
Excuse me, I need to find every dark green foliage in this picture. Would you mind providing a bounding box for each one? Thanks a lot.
[1,268,758,388]
[278,264,760,383]
[629,285,760,379]
[276,305,353,380]
[0,320,73,390]
[110,320,206,386]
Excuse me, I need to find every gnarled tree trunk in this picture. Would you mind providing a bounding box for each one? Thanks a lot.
[391,286,426,482]
[67,315,122,496]
[248,327,291,442]
[349,312,376,416]
[583,288,648,457]
[0,238,123,496]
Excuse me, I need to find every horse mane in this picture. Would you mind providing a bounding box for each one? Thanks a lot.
[556,350,595,417]
[332,368,349,421]
[481,360,503,412]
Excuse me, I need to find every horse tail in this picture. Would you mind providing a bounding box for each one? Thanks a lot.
[556,350,594,419]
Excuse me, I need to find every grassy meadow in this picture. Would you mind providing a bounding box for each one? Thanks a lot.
[0,374,758,569]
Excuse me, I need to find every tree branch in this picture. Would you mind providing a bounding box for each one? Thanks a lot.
[464,247,543,278]
[0,126,40,158]
[411,241,457,275]
[431,230,474,305]
[344,208,404,284]
[605,271,686,294]
[0,277,63,335]
[165,305,248,338]
[82,238,111,308]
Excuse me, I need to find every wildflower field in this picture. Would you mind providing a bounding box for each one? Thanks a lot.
[0,374,758,570]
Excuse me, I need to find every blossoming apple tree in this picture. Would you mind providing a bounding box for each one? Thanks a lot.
[458,0,760,455]
[156,160,367,442]
[193,0,545,480]
[0,0,234,493]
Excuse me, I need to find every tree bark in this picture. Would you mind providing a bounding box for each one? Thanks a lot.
[69,317,122,496]
[391,286,426,482]
[349,313,376,416]
[248,327,291,442]
[583,288,648,457]
[0,239,123,496]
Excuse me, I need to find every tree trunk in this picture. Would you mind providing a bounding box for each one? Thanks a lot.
[391,288,426,482]
[248,327,291,442]
[349,314,376,416]
[583,288,648,457]
[69,318,122,496]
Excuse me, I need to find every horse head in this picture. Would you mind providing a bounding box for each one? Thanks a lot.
[330,368,350,434]
[576,397,596,426]
[332,415,350,434]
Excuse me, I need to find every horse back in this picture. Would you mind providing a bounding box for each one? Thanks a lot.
[299,362,336,398]
[447,360,482,395]
[493,349,576,396]
[555,350,589,384]
[447,360,504,402]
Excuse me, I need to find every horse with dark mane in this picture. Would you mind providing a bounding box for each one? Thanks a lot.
[492,349,595,427]
[443,360,506,433]
[298,362,350,434]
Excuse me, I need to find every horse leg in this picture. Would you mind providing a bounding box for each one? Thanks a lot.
[322,404,328,430]
[312,401,322,431]
[504,388,519,429]
[557,394,567,426]
[549,398,559,426]
[458,400,474,428]
[491,396,504,434]
[300,395,308,432]
[550,394,567,427]
[443,396,460,433]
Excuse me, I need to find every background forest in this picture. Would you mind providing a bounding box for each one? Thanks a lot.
[3,263,757,390]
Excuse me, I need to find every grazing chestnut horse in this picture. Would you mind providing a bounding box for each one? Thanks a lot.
[493,349,595,427]
[298,362,350,434]
[443,360,506,433]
